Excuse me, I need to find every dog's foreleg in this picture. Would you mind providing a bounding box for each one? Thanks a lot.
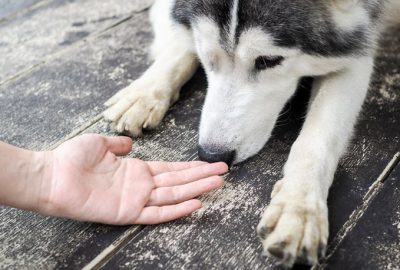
[257,56,374,267]
[104,0,198,135]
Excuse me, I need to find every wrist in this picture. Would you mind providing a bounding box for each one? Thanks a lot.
[29,150,54,214]
[0,141,54,213]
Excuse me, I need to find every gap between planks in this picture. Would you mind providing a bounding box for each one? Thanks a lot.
[82,226,145,270]
[48,114,103,150]
[0,0,51,24]
[0,4,152,88]
[315,151,400,269]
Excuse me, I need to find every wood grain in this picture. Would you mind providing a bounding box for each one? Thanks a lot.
[0,0,153,84]
[0,5,153,268]
[326,156,400,270]
[0,11,152,149]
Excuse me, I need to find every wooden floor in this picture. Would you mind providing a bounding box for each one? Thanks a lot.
[0,1,399,269]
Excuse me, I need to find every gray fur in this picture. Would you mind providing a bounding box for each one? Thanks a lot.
[172,0,385,56]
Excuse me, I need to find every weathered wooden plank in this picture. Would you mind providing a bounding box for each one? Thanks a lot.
[325,156,400,270]
[0,10,154,268]
[0,11,152,150]
[0,3,398,269]
[96,26,400,269]
[0,68,207,269]
[0,210,129,269]
[0,0,153,83]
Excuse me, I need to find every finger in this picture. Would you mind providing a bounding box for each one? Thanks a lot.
[103,136,133,156]
[147,176,224,206]
[146,160,209,175]
[153,162,228,187]
[133,200,202,224]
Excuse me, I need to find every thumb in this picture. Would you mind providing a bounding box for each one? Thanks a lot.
[103,136,133,156]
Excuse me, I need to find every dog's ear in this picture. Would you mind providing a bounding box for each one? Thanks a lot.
[332,0,360,10]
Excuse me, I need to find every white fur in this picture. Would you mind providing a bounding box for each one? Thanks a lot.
[228,0,240,50]
[103,0,198,135]
[195,21,361,164]
[258,56,374,266]
[331,1,370,31]
[103,0,395,267]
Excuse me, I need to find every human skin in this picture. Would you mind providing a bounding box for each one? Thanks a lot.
[0,134,228,225]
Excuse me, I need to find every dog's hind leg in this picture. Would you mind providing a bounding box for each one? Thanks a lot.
[104,0,198,135]
[257,56,374,267]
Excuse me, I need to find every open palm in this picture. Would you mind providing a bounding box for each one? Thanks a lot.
[42,134,227,225]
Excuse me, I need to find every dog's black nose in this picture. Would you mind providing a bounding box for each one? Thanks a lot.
[198,145,236,166]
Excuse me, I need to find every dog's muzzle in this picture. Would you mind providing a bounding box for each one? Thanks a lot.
[198,145,236,166]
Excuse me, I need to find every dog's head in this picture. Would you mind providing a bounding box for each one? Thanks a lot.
[174,0,378,164]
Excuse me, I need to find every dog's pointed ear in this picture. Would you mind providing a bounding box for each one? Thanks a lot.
[332,0,360,10]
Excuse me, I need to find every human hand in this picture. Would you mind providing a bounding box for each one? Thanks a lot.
[38,134,228,225]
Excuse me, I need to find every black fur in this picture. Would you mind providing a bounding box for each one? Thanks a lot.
[172,0,233,50]
[172,0,381,57]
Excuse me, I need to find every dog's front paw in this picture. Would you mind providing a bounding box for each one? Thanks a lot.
[257,182,328,268]
[103,79,172,136]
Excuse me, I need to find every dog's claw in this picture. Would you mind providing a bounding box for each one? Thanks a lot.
[318,243,327,259]
[295,247,310,265]
[268,243,286,260]
[257,225,273,240]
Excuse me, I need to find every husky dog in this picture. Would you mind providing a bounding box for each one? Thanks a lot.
[104,0,399,267]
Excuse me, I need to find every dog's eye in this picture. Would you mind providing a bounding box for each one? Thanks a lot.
[254,56,284,71]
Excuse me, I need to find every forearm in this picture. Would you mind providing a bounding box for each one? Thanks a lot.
[0,141,50,212]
